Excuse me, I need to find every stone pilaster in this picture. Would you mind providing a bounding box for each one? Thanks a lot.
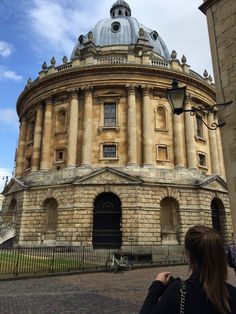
[173,113,185,168]
[142,86,153,166]
[40,97,53,171]
[184,101,197,169]
[208,113,220,174]
[31,103,44,171]
[67,90,79,167]
[15,117,27,177]
[216,126,226,177]
[127,85,137,166]
[81,87,93,166]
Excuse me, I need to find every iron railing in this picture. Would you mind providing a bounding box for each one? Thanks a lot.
[0,245,186,278]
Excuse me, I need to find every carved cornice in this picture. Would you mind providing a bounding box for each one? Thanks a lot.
[16,65,216,117]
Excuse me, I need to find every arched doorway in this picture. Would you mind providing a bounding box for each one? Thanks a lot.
[93,192,122,249]
[211,198,225,234]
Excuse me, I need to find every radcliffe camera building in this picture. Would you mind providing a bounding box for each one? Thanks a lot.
[1,1,233,249]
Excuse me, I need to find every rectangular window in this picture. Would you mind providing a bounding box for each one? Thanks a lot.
[196,115,204,138]
[198,153,206,167]
[103,145,116,158]
[104,103,116,127]
[158,146,168,160]
[55,149,64,162]
[26,156,32,169]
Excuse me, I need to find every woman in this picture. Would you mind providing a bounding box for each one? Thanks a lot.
[140,225,236,314]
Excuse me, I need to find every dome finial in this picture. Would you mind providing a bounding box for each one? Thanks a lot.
[110,0,131,18]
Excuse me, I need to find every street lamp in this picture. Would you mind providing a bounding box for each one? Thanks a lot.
[166,79,232,130]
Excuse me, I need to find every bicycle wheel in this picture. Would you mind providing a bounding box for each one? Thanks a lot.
[124,259,132,271]
[106,259,118,273]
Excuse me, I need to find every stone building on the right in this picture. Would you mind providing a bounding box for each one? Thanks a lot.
[199,0,236,238]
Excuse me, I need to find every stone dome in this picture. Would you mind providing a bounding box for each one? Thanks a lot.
[71,1,170,61]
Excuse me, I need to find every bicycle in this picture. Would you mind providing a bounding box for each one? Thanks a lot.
[106,251,132,272]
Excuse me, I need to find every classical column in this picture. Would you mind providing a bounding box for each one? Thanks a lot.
[142,86,153,166]
[184,101,197,169]
[173,113,185,168]
[208,113,220,174]
[31,103,44,171]
[81,87,93,166]
[127,85,137,166]
[15,117,27,177]
[67,90,79,167]
[40,98,53,171]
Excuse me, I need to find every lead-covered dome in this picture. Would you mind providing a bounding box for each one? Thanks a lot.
[71,1,170,61]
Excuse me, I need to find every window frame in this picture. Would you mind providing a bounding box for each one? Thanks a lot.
[99,142,119,160]
[156,144,170,162]
[98,95,121,132]
[154,105,168,132]
[197,151,208,169]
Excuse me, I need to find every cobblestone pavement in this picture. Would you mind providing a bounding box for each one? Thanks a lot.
[0,265,235,314]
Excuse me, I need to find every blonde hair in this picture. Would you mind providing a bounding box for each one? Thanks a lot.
[185,225,231,314]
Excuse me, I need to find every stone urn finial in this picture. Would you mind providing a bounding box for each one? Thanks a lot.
[88,31,93,41]
[138,28,145,38]
[203,69,208,78]
[181,55,187,64]
[62,56,68,64]
[208,75,213,82]
[27,77,32,85]
[171,50,177,60]
[51,56,56,66]
[42,62,48,70]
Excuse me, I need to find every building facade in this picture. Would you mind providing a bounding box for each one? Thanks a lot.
[199,0,236,239]
[1,1,233,249]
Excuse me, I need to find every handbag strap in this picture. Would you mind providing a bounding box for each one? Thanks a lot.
[179,281,187,314]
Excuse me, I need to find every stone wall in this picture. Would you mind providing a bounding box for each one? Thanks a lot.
[4,181,232,248]
[200,0,236,237]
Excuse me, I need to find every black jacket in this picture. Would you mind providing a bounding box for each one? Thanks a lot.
[140,275,236,314]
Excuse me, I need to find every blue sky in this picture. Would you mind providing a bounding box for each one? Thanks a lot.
[0,0,212,191]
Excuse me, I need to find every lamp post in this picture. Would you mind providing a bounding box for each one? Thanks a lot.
[166,79,232,130]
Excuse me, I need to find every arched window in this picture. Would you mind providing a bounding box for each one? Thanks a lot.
[155,106,167,130]
[42,198,58,241]
[160,197,180,244]
[55,109,66,133]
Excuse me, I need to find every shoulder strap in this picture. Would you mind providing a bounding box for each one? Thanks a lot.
[179,281,187,314]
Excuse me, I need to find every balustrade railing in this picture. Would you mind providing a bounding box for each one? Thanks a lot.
[150,60,169,68]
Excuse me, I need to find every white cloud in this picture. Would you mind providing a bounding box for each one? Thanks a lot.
[0,168,12,193]
[0,109,18,128]
[0,41,12,57]
[0,67,23,81]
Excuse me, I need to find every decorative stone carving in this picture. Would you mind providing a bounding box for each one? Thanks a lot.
[42,62,48,70]
[87,31,93,41]
[62,56,68,64]
[181,55,187,64]
[138,28,145,38]
[203,69,208,78]
[171,50,177,60]
[50,57,56,66]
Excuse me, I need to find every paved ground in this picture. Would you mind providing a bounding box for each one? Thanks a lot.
[0,265,235,314]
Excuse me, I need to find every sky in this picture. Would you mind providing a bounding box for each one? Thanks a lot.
[0,0,213,192]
